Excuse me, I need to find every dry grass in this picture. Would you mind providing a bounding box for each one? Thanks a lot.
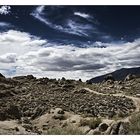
[47,126,84,135]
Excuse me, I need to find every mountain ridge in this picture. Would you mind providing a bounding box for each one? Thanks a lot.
[87,67,140,83]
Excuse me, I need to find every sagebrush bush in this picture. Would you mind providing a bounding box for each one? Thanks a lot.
[128,113,140,134]
[79,118,89,126]
[79,117,102,129]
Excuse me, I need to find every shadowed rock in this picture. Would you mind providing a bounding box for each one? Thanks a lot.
[0,73,5,78]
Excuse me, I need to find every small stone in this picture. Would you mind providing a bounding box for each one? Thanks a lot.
[15,127,19,132]
[136,94,140,97]
[61,122,68,128]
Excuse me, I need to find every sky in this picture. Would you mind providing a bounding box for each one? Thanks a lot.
[0,5,140,81]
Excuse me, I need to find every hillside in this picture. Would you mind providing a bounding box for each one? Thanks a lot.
[87,67,140,83]
[0,73,140,135]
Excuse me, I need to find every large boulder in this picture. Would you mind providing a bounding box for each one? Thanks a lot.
[106,121,121,135]
[104,74,115,82]
[87,129,102,135]
[125,74,136,81]
[136,94,140,98]
[110,121,121,134]
[98,123,109,132]
[105,121,129,135]
[51,108,66,120]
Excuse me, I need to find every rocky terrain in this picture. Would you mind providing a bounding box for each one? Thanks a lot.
[87,74,140,97]
[0,72,140,135]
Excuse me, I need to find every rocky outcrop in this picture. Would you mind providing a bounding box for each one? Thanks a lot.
[87,67,140,83]
[0,105,21,121]
[105,121,129,135]
[124,74,136,81]
[51,108,66,120]
[118,122,129,135]
[89,75,140,96]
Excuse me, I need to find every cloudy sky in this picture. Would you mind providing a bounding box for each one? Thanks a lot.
[0,6,140,81]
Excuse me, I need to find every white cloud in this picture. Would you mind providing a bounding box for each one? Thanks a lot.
[31,6,93,37]
[0,53,17,63]
[0,22,10,27]
[74,12,91,19]
[16,40,140,81]
[66,20,93,36]
[0,6,11,15]
[0,30,47,76]
[0,30,46,55]
[74,12,100,25]
[0,29,140,81]
[36,5,45,13]
[31,6,113,39]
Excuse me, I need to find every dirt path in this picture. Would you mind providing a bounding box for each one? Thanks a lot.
[84,87,140,122]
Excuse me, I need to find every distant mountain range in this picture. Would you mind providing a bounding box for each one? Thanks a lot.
[87,67,140,83]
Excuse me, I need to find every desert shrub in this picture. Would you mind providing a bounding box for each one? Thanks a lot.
[128,113,140,134]
[79,118,102,129]
[88,118,102,129]
[79,118,89,126]
[47,126,84,135]
[86,80,92,85]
